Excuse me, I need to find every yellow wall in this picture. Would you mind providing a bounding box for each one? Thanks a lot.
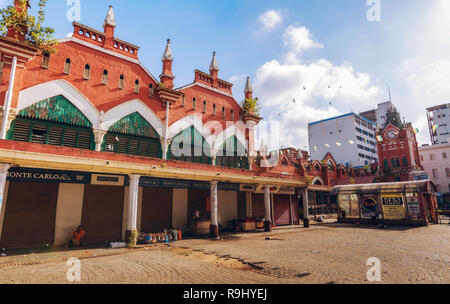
[172,188,188,232]
[54,184,85,247]
[0,181,9,240]
[218,190,237,229]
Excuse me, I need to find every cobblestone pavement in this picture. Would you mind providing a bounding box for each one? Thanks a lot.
[0,223,449,284]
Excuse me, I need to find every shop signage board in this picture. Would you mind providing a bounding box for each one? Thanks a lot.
[381,193,406,220]
[6,167,91,184]
[139,176,241,191]
[91,174,125,186]
[218,183,240,191]
[191,181,210,190]
[405,194,421,220]
[361,195,380,219]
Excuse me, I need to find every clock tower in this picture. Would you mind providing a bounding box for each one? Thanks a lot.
[376,108,424,182]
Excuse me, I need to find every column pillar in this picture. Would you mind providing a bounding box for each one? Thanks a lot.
[264,185,272,232]
[210,181,219,238]
[1,56,17,140]
[93,130,107,152]
[302,189,310,228]
[163,101,170,160]
[126,174,140,246]
[0,163,11,208]
[245,192,252,218]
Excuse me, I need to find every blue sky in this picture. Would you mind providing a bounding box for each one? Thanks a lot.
[2,0,449,149]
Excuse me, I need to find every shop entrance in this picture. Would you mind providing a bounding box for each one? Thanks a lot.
[81,185,124,244]
[1,182,58,249]
[251,193,265,219]
[141,187,173,232]
[273,194,294,226]
[188,189,210,221]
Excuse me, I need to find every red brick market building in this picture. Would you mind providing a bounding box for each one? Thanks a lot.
[1,3,337,249]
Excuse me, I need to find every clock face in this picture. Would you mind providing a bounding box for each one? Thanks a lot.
[386,128,399,140]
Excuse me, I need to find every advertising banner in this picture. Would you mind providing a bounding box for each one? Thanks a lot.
[406,194,421,220]
[382,193,406,220]
[361,195,380,219]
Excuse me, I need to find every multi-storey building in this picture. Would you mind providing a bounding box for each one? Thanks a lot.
[360,101,397,129]
[427,103,450,144]
[308,113,378,168]
[0,3,319,249]
[419,143,450,194]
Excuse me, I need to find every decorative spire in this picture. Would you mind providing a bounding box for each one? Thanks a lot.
[162,39,173,61]
[104,5,116,28]
[244,76,253,93]
[209,51,219,71]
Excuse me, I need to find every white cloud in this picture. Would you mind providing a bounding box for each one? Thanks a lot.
[390,0,450,145]
[251,24,381,149]
[282,25,323,55]
[259,10,283,31]
[0,0,9,9]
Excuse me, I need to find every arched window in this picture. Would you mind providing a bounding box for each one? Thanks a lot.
[213,104,216,116]
[282,158,288,166]
[402,157,408,167]
[134,80,140,93]
[384,159,389,170]
[119,75,124,89]
[215,136,248,169]
[102,70,108,85]
[222,107,226,119]
[231,110,235,121]
[83,64,90,80]
[391,158,396,168]
[42,52,50,68]
[64,58,71,75]
[9,95,94,150]
[395,158,400,168]
[193,98,196,110]
[149,84,154,97]
[203,101,207,113]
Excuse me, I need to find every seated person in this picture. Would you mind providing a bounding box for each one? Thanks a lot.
[65,225,86,248]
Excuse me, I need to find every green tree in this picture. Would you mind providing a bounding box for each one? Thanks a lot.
[0,0,58,53]
[241,97,261,116]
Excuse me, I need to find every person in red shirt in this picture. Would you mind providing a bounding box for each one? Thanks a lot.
[65,225,86,248]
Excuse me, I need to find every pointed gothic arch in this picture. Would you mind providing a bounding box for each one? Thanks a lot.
[168,126,212,165]
[18,79,99,129]
[102,99,164,136]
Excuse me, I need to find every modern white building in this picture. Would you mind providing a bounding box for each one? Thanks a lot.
[360,101,397,129]
[427,104,450,144]
[308,113,378,168]
[419,143,450,194]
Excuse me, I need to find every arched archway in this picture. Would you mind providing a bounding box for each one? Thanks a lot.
[216,136,248,169]
[102,112,162,158]
[9,95,95,150]
[168,126,212,164]
[17,79,99,128]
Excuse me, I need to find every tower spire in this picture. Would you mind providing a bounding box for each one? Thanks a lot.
[160,39,175,89]
[245,76,253,100]
[104,5,116,28]
[210,51,219,71]
[161,39,173,61]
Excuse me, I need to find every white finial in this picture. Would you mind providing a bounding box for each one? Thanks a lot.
[245,76,253,93]
[162,39,173,61]
[210,51,218,71]
[104,5,116,27]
